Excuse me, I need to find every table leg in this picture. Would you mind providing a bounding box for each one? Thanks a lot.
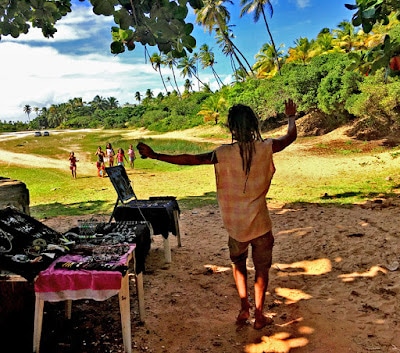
[135,272,145,321]
[33,295,44,353]
[65,300,72,319]
[163,237,172,263]
[119,273,132,353]
[173,210,182,247]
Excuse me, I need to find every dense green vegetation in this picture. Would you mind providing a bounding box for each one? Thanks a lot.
[9,51,399,141]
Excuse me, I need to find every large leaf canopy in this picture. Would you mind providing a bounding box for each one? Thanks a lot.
[0,0,203,57]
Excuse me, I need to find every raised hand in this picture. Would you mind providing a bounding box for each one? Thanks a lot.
[284,99,297,117]
[136,142,156,159]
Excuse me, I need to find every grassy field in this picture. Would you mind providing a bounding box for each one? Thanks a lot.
[0,128,399,219]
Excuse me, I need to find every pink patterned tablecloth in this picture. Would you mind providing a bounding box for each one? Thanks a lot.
[34,245,135,302]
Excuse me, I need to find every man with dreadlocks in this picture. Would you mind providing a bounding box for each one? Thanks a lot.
[137,99,297,330]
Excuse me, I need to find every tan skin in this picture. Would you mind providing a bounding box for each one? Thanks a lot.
[137,99,297,329]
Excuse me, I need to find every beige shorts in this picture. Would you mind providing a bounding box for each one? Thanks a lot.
[228,231,274,269]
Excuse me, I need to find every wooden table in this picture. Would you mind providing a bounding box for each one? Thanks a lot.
[33,245,144,353]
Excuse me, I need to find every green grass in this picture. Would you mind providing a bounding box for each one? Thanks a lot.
[1,129,399,219]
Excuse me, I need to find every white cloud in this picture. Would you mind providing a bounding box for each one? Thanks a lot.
[294,0,311,8]
[0,39,164,121]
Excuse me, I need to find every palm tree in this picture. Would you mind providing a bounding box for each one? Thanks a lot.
[195,0,252,75]
[177,56,208,90]
[135,91,142,103]
[215,26,254,75]
[253,42,282,78]
[150,52,169,94]
[166,77,176,93]
[197,95,227,124]
[23,104,32,123]
[106,97,119,109]
[314,29,336,55]
[145,88,153,99]
[199,44,224,88]
[333,20,363,53]
[183,79,192,93]
[91,95,108,110]
[192,52,201,91]
[286,37,316,65]
[233,67,248,82]
[240,0,280,73]
[164,52,182,97]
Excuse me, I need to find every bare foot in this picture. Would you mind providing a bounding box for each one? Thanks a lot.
[236,308,250,325]
[254,315,273,330]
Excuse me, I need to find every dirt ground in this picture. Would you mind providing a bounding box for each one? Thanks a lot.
[18,198,392,353]
[1,125,400,353]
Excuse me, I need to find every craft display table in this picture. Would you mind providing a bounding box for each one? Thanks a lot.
[105,166,182,263]
[33,245,143,353]
[113,198,181,263]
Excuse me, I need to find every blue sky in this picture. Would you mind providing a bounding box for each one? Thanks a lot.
[0,0,354,122]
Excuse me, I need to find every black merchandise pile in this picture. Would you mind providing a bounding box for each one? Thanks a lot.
[0,207,64,282]
[65,220,151,273]
[0,208,152,281]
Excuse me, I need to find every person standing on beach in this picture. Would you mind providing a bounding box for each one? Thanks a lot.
[137,99,298,330]
[69,151,78,179]
[116,148,128,167]
[106,142,115,167]
[95,146,105,177]
[128,144,136,169]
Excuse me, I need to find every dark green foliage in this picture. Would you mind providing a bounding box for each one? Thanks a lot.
[346,70,400,133]
[317,63,363,115]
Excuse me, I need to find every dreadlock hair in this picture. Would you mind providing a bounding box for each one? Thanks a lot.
[227,104,263,175]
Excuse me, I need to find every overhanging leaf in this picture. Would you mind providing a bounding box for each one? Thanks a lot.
[91,0,116,16]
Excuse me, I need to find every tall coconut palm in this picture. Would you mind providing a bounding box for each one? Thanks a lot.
[192,52,201,91]
[23,104,32,123]
[106,97,119,109]
[166,77,175,92]
[91,95,108,110]
[183,79,193,93]
[314,29,336,55]
[197,95,227,124]
[195,0,252,75]
[253,42,282,78]
[135,91,142,103]
[333,20,364,53]
[215,26,254,75]
[164,52,182,97]
[150,52,169,94]
[240,0,280,73]
[233,67,247,82]
[145,88,153,99]
[286,37,316,65]
[199,43,224,88]
[177,55,208,90]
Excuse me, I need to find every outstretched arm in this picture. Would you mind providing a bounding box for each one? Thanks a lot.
[272,99,298,153]
[137,142,215,165]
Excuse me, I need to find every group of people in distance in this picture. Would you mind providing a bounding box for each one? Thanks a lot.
[68,142,136,179]
[95,143,136,177]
